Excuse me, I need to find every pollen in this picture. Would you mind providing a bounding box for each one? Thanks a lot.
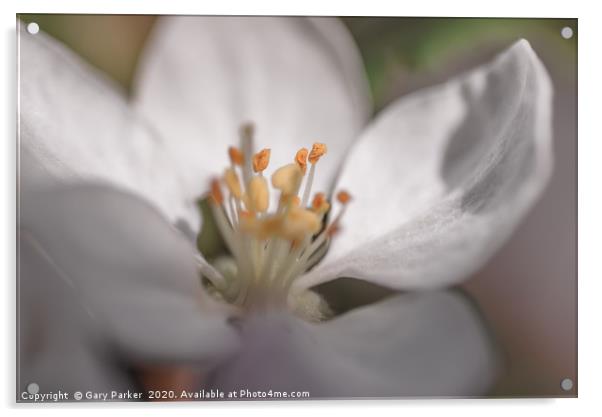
[295,148,308,174]
[308,143,327,164]
[252,148,271,173]
[228,146,244,166]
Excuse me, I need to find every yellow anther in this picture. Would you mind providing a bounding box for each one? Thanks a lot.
[271,163,303,195]
[311,192,330,214]
[308,143,327,164]
[280,194,301,207]
[295,148,308,174]
[210,178,224,205]
[246,215,283,240]
[253,148,271,173]
[336,190,352,205]
[261,216,284,238]
[224,168,242,199]
[247,176,270,213]
[280,207,321,240]
[228,146,244,166]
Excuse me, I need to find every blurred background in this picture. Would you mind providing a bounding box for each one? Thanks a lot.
[18,14,577,398]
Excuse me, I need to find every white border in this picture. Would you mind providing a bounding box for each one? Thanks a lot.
[2,1,598,416]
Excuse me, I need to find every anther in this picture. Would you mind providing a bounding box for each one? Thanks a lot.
[247,176,270,213]
[210,178,224,205]
[272,163,303,195]
[308,143,327,164]
[224,168,242,199]
[295,148,308,174]
[281,207,321,240]
[311,192,330,214]
[336,190,352,205]
[228,146,244,166]
[253,149,271,173]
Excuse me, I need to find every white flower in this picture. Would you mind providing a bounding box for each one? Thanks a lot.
[18,16,552,398]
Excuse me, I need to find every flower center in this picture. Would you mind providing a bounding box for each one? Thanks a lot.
[201,123,350,320]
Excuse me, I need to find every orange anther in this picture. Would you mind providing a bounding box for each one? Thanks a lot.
[252,148,271,173]
[308,143,327,164]
[336,190,352,205]
[228,146,244,166]
[210,179,224,205]
[311,192,330,214]
[311,193,326,210]
[295,148,308,174]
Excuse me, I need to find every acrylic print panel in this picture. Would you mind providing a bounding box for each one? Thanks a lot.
[17,15,577,401]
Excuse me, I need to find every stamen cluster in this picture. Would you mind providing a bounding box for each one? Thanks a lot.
[205,123,350,311]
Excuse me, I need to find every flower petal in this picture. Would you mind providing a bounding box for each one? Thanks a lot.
[297,39,553,291]
[17,21,199,231]
[19,184,238,392]
[133,16,371,196]
[208,291,499,397]
[19,235,133,394]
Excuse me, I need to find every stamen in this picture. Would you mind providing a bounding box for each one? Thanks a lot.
[337,190,352,205]
[295,148,308,174]
[257,216,284,240]
[224,168,243,199]
[301,143,327,207]
[327,223,341,237]
[253,148,271,173]
[210,178,224,205]
[280,194,301,207]
[279,207,321,241]
[228,146,244,166]
[311,192,330,215]
[238,210,258,234]
[271,163,303,196]
[247,176,270,213]
[308,142,327,164]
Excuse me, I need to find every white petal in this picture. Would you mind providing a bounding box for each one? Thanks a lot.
[297,39,553,291]
[133,16,371,197]
[208,291,499,397]
[19,184,238,392]
[19,236,133,393]
[17,21,199,231]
